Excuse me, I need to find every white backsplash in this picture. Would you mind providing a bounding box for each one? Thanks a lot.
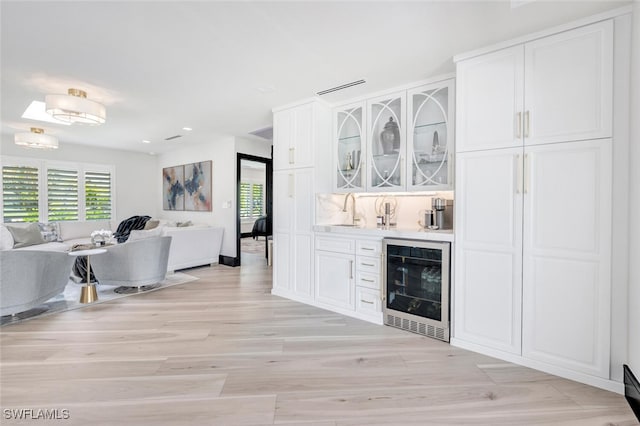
[316,191,454,230]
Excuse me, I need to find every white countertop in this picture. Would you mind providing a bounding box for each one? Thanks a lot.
[313,224,454,242]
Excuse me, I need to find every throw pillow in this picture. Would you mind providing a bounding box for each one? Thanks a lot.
[5,223,46,248]
[144,219,160,230]
[128,226,163,242]
[38,222,61,242]
[0,225,14,250]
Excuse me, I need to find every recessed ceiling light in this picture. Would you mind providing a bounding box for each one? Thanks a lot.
[142,140,151,144]
[22,101,71,125]
[182,127,192,131]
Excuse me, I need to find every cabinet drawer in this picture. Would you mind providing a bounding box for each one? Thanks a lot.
[356,271,380,290]
[356,286,381,316]
[315,236,355,254]
[356,239,382,256]
[356,256,381,274]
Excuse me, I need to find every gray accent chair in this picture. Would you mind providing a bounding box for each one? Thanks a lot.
[0,250,74,317]
[90,236,172,291]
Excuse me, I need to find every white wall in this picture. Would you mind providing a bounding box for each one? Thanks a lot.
[627,0,640,374]
[0,137,158,222]
[157,136,272,258]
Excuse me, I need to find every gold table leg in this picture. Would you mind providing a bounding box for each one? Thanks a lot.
[80,255,98,304]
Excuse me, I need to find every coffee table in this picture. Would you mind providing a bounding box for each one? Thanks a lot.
[68,248,107,303]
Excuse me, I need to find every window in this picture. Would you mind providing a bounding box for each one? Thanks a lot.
[239,182,264,219]
[2,165,39,223]
[47,168,79,222]
[85,171,112,220]
[1,157,114,223]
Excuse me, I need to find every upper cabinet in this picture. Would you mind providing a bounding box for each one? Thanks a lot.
[335,102,366,191]
[407,80,455,190]
[273,102,318,171]
[367,91,406,191]
[332,78,455,192]
[456,20,613,153]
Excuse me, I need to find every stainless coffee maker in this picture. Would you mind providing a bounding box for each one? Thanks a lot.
[432,198,454,230]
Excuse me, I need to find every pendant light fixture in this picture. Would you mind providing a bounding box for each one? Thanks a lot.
[45,88,106,125]
[14,128,59,149]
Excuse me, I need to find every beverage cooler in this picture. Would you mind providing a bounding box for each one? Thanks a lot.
[383,238,451,342]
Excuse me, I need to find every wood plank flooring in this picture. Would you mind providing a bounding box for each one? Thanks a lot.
[1,253,637,425]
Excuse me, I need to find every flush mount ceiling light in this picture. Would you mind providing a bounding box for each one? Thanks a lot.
[45,88,106,125]
[14,127,59,149]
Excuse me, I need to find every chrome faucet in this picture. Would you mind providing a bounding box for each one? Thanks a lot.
[342,193,356,225]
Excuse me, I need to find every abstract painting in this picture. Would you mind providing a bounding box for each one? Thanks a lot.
[184,161,212,211]
[162,165,185,210]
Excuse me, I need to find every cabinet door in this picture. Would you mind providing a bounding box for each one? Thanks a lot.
[524,21,613,146]
[273,171,293,235]
[454,148,523,354]
[456,46,524,153]
[315,250,355,310]
[522,139,611,378]
[334,102,366,191]
[273,109,293,171]
[367,91,406,191]
[407,79,455,190]
[273,103,315,170]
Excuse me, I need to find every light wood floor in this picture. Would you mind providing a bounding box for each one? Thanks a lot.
[1,254,637,425]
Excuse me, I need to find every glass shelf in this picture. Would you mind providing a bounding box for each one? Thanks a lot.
[414,121,446,133]
[372,153,400,159]
[338,135,361,142]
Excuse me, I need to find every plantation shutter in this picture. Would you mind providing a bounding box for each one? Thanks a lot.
[85,171,112,220]
[2,165,39,223]
[47,168,78,222]
[239,182,251,219]
[252,183,264,217]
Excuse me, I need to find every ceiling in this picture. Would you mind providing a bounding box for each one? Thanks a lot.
[0,1,629,154]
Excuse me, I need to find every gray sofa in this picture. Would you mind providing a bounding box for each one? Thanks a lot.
[0,250,75,316]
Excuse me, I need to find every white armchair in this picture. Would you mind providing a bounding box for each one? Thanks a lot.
[0,250,74,317]
[89,236,172,293]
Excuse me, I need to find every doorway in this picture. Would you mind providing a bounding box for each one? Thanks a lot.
[236,153,272,266]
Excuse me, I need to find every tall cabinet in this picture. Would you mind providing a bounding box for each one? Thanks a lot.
[272,100,331,302]
[454,20,614,381]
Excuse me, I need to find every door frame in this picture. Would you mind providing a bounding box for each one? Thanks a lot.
[234,153,273,266]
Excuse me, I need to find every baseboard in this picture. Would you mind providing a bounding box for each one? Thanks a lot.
[219,255,240,267]
[624,365,640,421]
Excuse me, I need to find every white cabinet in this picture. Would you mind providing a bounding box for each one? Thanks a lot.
[407,79,455,190]
[332,78,455,192]
[367,91,406,191]
[456,20,612,153]
[334,102,366,191]
[273,169,315,301]
[454,148,523,355]
[454,19,614,382]
[522,140,612,377]
[314,234,383,323]
[272,100,330,302]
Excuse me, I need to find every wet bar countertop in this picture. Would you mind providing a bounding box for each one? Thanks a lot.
[313,224,454,242]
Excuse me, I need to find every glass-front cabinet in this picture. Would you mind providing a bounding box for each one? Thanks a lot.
[407,79,455,190]
[334,102,365,191]
[366,91,406,192]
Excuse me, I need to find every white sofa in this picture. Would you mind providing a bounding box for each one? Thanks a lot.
[0,219,224,273]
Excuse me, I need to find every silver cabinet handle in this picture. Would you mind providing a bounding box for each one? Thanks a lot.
[361,262,375,267]
[361,278,375,283]
[516,112,522,139]
[288,173,294,198]
[361,247,375,251]
[524,153,530,194]
[349,260,353,279]
[289,147,295,164]
[360,299,374,305]
[516,154,522,194]
[524,111,530,138]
